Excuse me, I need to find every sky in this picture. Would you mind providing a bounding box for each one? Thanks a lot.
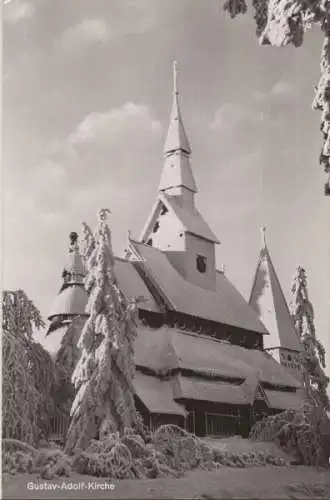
[2,0,330,382]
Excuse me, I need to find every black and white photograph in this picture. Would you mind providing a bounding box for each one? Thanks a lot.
[2,0,330,498]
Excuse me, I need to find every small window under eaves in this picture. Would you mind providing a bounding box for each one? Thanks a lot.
[152,221,160,233]
[196,255,207,273]
[160,205,168,216]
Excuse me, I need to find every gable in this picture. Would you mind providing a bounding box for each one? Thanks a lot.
[161,193,219,243]
[140,193,219,246]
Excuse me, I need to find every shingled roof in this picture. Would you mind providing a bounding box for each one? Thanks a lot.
[265,389,305,411]
[114,257,160,313]
[48,285,89,319]
[172,374,247,405]
[134,372,187,416]
[134,326,304,411]
[135,326,301,389]
[161,193,219,243]
[134,369,304,413]
[129,240,268,334]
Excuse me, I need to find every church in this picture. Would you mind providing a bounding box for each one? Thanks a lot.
[45,63,305,437]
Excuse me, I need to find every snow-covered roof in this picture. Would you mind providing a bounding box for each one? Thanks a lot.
[172,375,247,405]
[48,285,89,319]
[134,371,187,416]
[161,192,219,243]
[159,150,197,193]
[114,257,160,313]
[134,326,302,389]
[129,240,267,334]
[265,389,305,411]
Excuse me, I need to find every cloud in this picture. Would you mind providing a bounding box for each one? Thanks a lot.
[210,80,295,135]
[3,0,33,23]
[56,19,110,51]
[209,102,264,133]
[3,101,162,288]
[69,102,162,146]
[17,102,162,221]
[254,80,294,102]
[56,1,156,52]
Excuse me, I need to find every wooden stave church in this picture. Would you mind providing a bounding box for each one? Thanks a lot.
[45,64,305,438]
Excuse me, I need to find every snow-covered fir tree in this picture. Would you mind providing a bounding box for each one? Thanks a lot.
[65,209,139,454]
[223,0,330,194]
[54,316,86,414]
[290,266,329,409]
[80,221,96,266]
[2,290,56,445]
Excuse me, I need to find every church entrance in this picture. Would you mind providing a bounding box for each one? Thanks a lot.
[204,411,240,437]
[185,408,241,437]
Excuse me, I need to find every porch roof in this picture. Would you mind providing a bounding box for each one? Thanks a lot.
[265,389,305,411]
[172,375,247,405]
[135,326,301,389]
[134,371,187,417]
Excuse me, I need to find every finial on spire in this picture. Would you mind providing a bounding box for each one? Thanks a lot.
[261,226,267,248]
[69,231,79,253]
[173,60,178,95]
[98,208,111,222]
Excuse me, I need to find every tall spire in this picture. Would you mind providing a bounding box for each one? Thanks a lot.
[173,60,178,95]
[261,226,267,249]
[164,61,191,156]
[159,62,197,197]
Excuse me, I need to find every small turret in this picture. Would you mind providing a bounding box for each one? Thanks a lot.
[249,227,303,383]
[46,232,89,337]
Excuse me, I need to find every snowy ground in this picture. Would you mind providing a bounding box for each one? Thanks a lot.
[201,435,293,459]
[3,437,330,499]
[3,466,330,499]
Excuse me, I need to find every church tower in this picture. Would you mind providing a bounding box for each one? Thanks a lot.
[249,227,303,383]
[140,62,220,291]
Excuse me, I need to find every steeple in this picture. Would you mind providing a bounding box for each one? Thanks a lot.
[164,61,191,156]
[140,63,219,292]
[261,225,267,249]
[249,227,303,380]
[159,62,197,201]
